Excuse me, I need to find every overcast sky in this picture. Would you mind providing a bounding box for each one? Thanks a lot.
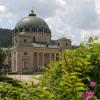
[0,0,100,44]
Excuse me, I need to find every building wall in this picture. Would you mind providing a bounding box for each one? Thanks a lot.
[8,28,72,73]
[10,47,59,73]
[56,38,72,50]
[13,31,51,45]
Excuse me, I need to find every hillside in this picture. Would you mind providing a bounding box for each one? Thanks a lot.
[0,28,12,48]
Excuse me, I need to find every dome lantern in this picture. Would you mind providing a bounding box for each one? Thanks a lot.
[29,10,36,16]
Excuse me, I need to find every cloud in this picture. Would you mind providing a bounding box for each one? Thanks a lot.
[45,16,74,39]
[0,5,16,28]
[0,5,15,18]
[61,0,100,30]
[45,0,100,44]
[0,0,100,44]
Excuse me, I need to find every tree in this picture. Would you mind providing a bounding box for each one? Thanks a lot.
[0,37,99,100]
[0,48,6,74]
[37,37,100,99]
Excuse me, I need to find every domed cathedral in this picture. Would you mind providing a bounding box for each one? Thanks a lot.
[9,10,72,73]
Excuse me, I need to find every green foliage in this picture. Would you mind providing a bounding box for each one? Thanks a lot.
[0,28,12,47]
[0,76,23,88]
[0,37,99,100]
[0,48,6,75]
[0,77,53,100]
[38,37,100,99]
[0,82,23,100]
[0,48,6,67]
[40,60,84,99]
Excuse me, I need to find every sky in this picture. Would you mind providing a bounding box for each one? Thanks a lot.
[0,0,100,45]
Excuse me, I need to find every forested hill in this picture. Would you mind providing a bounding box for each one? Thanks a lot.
[0,28,12,48]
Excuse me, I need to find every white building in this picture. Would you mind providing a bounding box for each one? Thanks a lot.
[7,10,72,74]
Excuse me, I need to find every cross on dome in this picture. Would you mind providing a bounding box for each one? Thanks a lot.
[29,10,36,16]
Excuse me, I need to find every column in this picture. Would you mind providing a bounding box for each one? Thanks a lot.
[16,52,17,72]
[23,28,25,32]
[54,53,56,61]
[34,52,37,71]
[30,28,32,32]
[50,53,51,62]
[18,28,19,33]
[37,28,38,41]
[42,53,44,66]
[37,52,39,71]
[56,53,59,61]
[33,52,34,71]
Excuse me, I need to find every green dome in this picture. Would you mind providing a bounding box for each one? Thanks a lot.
[15,10,51,33]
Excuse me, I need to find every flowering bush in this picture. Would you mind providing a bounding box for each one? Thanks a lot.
[90,81,96,87]
[82,81,96,100]
[82,91,94,100]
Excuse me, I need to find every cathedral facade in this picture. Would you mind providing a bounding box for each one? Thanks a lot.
[7,11,72,73]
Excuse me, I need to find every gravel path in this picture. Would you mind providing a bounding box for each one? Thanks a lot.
[7,74,42,84]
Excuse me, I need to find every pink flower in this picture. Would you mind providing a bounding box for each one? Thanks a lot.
[90,81,96,87]
[82,91,89,100]
[82,91,94,100]
[88,91,94,96]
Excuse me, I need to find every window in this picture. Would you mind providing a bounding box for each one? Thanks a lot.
[32,36,35,42]
[38,28,43,32]
[32,28,37,32]
[19,28,23,32]
[25,28,30,32]
[24,39,27,43]
[24,52,27,55]
[46,45,48,47]
[56,53,59,61]
[23,61,27,69]
[16,39,17,43]
[57,42,60,46]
